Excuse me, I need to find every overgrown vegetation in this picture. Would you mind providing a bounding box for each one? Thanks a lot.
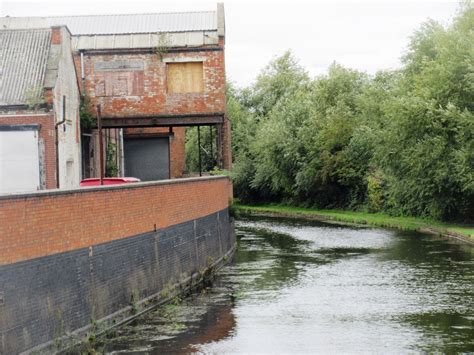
[25,85,45,110]
[156,32,171,61]
[80,95,95,130]
[105,141,118,177]
[227,3,474,223]
[185,126,219,173]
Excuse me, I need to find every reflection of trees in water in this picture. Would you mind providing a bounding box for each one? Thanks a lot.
[399,311,474,353]
[238,219,474,354]
[382,231,474,353]
[384,231,472,265]
[99,218,474,353]
[382,231,473,280]
[235,226,310,291]
[235,219,378,293]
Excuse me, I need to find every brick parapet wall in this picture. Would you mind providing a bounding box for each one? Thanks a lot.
[0,114,57,189]
[0,182,234,353]
[0,176,231,265]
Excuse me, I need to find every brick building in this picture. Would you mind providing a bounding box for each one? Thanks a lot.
[1,4,231,184]
[0,26,81,193]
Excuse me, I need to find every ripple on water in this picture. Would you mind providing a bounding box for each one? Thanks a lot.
[95,216,474,354]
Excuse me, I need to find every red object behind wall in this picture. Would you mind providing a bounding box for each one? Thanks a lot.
[80,177,140,186]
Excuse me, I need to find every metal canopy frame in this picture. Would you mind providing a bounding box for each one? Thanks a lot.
[97,112,225,129]
[95,106,224,180]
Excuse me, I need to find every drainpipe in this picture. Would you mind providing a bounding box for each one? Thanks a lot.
[120,128,125,177]
[197,126,202,177]
[97,105,104,185]
[80,51,85,92]
[210,125,214,167]
[80,51,85,79]
[55,95,66,188]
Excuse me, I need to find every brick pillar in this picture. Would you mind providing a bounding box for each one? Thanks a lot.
[216,124,223,169]
[51,26,62,44]
[222,116,232,171]
[217,117,232,171]
[170,127,186,178]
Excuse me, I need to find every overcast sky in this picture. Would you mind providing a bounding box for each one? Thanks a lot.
[1,0,460,88]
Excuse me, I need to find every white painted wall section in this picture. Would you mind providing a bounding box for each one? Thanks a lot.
[54,27,82,189]
[0,130,40,193]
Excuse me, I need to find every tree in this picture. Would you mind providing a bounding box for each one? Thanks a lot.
[376,3,474,220]
[225,3,474,221]
[243,51,310,117]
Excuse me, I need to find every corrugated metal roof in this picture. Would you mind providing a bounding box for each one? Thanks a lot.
[0,11,217,35]
[0,29,51,106]
[50,12,217,34]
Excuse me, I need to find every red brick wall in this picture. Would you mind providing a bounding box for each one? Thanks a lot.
[0,114,57,189]
[0,176,232,265]
[50,26,61,45]
[170,127,186,177]
[75,50,226,118]
[75,49,227,177]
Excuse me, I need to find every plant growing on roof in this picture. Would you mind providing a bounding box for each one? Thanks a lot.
[156,32,171,61]
[25,85,45,110]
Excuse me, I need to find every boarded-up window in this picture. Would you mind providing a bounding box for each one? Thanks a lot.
[167,62,204,93]
[95,71,144,97]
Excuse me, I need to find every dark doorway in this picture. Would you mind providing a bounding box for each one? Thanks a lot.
[81,133,92,179]
[124,137,170,181]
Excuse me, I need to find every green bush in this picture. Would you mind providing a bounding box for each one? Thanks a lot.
[367,171,384,213]
[226,3,474,222]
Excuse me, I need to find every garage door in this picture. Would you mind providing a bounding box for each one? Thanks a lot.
[124,137,170,181]
[0,126,40,193]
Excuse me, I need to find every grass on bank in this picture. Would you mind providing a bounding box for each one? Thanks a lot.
[235,204,474,241]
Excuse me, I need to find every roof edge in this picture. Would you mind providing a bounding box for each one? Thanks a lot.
[3,10,216,20]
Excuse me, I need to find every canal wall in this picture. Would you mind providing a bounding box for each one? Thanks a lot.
[0,176,235,354]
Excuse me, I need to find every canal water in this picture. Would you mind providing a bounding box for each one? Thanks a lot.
[97,216,474,353]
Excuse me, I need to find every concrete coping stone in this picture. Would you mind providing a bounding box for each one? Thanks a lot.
[0,175,229,201]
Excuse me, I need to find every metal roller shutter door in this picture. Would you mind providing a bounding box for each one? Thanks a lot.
[124,137,170,181]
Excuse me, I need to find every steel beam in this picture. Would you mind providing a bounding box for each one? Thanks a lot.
[98,113,225,128]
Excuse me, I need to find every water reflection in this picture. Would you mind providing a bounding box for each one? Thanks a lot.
[399,311,474,353]
[98,216,474,353]
[101,290,237,354]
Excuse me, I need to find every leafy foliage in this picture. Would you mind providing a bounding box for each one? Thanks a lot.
[227,4,474,222]
[105,141,118,177]
[185,126,218,173]
[80,95,95,130]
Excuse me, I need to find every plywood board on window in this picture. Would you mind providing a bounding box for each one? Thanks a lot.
[95,71,144,97]
[167,62,204,93]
